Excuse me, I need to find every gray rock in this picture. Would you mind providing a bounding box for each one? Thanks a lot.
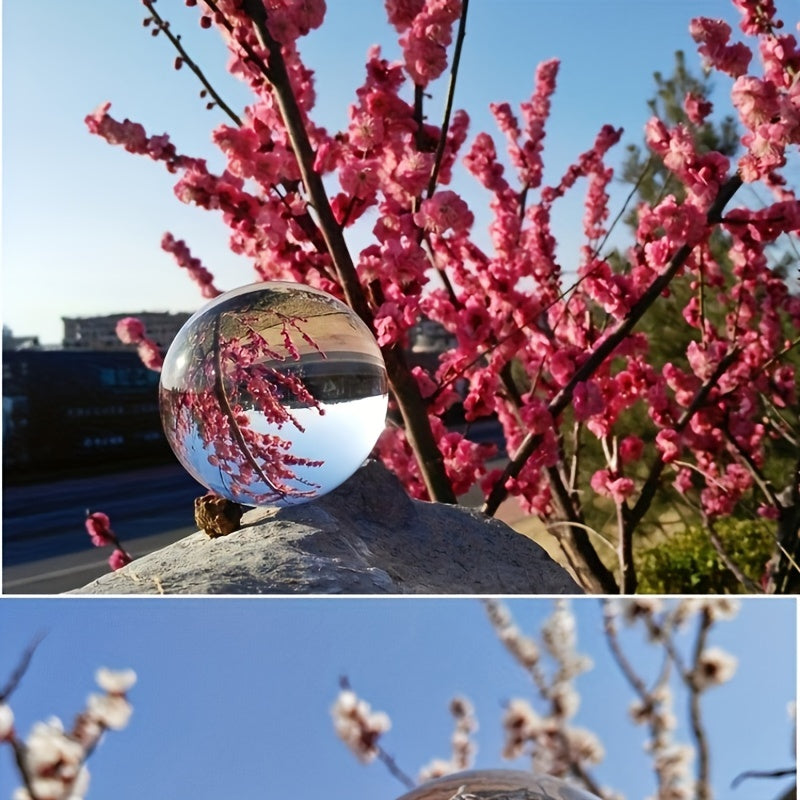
[71,461,581,595]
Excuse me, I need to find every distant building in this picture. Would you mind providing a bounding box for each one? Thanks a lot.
[3,349,170,478]
[409,317,456,354]
[2,325,40,351]
[62,311,192,351]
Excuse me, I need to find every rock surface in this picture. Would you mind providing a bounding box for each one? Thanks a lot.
[71,461,581,595]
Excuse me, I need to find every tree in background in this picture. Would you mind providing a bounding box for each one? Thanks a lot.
[612,48,799,593]
[332,599,796,800]
[87,0,800,593]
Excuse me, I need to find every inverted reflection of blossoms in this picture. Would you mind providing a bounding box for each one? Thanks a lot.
[394,770,602,800]
[159,282,389,506]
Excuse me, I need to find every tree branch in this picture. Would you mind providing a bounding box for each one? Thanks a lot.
[483,174,742,518]
[425,0,469,198]
[0,633,46,703]
[143,1,243,126]
[214,0,456,503]
[687,609,713,800]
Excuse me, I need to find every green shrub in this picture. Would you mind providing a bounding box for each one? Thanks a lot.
[637,518,775,594]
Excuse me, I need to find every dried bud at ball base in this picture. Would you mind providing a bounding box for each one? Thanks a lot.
[194,493,244,537]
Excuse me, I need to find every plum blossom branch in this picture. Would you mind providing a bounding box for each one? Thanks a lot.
[331,677,415,790]
[1,660,136,800]
[90,0,800,592]
[483,175,743,518]
[418,697,478,782]
[209,0,458,504]
[485,600,606,798]
[603,599,740,800]
[84,511,133,571]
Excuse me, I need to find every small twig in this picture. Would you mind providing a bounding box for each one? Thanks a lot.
[143,0,242,125]
[426,0,470,198]
[732,768,796,788]
[376,746,416,791]
[687,609,713,800]
[592,155,655,260]
[0,633,46,703]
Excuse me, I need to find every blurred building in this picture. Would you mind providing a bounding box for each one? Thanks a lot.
[409,317,457,354]
[62,311,192,351]
[2,325,40,351]
[3,349,170,479]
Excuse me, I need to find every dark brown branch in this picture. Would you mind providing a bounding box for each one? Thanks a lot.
[732,768,796,788]
[231,0,456,503]
[616,497,636,594]
[425,0,469,198]
[376,746,416,791]
[545,463,618,592]
[688,609,713,800]
[0,633,46,703]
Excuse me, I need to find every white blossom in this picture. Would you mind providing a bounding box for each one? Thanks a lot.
[566,727,605,764]
[694,647,737,689]
[87,692,133,730]
[0,702,14,740]
[700,598,740,621]
[95,668,137,694]
[330,689,391,763]
[24,718,84,775]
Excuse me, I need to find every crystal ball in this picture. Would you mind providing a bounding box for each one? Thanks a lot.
[393,770,601,800]
[159,282,389,506]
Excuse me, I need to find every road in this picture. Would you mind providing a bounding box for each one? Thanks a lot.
[3,464,205,594]
[2,420,513,594]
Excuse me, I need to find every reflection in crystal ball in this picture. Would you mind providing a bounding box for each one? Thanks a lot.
[159,282,389,506]
[394,770,602,800]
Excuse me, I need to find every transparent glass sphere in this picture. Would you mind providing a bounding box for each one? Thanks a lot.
[159,282,389,506]
[394,770,601,800]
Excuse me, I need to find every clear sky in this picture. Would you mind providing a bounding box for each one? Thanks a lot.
[0,597,795,800]
[1,0,760,345]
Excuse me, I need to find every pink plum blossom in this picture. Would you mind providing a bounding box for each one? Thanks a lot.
[84,512,115,547]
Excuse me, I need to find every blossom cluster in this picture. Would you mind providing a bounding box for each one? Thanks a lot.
[417,696,477,782]
[485,600,604,789]
[87,0,800,590]
[1,668,136,800]
[604,599,740,800]
[330,688,392,764]
[84,511,132,571]
[114,317,163,372]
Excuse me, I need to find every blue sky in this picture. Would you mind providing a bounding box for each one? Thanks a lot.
[1,0,761,344]
[0,597,795,800]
